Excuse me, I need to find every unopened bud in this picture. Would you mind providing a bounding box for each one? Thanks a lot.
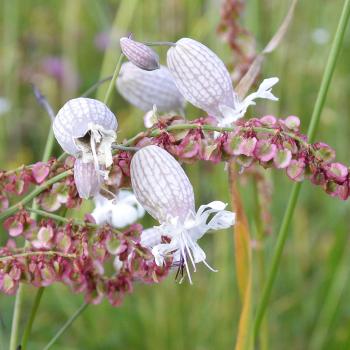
[120,37,160,71]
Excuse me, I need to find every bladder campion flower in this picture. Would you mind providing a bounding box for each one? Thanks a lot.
[53,98,117,198]
[131,145,235,283]
[116,62,186,114]
[120,36,160,71]
[167,38,279,126]
[92,190,145,228]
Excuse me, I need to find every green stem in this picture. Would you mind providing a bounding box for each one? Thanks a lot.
[43,303,89,350]
[80,75,112,98]
[142,41,175,47]
[0,251,76,262]
[20,288,44,350]
[9,282,24,350]
[103,53,124,106]
[252,0,350,342]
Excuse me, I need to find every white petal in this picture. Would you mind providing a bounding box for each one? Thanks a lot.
[207,211,236,230]
[110,203,139,228]
[140,227,163,249]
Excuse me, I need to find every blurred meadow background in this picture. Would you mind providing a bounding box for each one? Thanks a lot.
[1,0,350,349]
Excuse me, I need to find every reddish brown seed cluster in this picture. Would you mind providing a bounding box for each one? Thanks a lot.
[0,218,170,305]
[1,114,349,306]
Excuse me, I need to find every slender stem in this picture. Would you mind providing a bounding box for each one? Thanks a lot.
[9,282,24,350]
[103,53,124,106]
[26,207,71,224]
[142,41,175,47]
[0,251,76,262]
[112,144,139,152]
[20,288,44,349]
[80,75,112,98]
[252,0,350,342]
[0,170,72,222]
[43,303,89,350]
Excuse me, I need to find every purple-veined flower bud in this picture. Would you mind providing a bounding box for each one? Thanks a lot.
[131,145,235,283]
[116,62,185,113]
[167,38,279,126]
[53,97,117,169]
[120,37,160,71]
[74,159,102,199]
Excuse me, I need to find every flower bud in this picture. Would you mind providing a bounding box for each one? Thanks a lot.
[130,145,195,223]
[116,62,185,113]
[120,37,160,71]
[167,38,237,119]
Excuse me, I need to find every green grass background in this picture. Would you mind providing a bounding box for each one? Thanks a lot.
[1,0,350,349]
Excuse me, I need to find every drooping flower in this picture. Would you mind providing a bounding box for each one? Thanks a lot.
[91,190,145,228]
[53,98,118,198]
[120,37,160,71]
[131,145,235,283]
[167,37,278,126]
[116,62,186,114]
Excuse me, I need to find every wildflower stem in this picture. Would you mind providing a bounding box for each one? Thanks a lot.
[81,75,113,98]
[252,0,350,343]
[0,251,76,262]
[9,282,24,350]
[142,41,176,47]
[43,302,89,350]
[0,170,72,222]
[103,53,124,107]
[20,287,44,350]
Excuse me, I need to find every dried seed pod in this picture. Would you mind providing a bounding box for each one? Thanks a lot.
[53,97,117,157]
[74,159,101,199]
[120,37,160,71]
[116,62,186,113]
[167,37,238,119]
[130,145,195,223]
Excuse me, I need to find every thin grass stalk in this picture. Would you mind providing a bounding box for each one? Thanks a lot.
[103,53,124,106]
[43,303,89,350]
[308,238,350,350]
[252,0,350,342]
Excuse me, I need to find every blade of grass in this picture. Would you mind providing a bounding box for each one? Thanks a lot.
[43,302,88,350]
[252,0,350,343]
